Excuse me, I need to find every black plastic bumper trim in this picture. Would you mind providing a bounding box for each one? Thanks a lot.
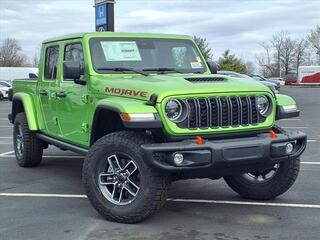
[141,130,307,172]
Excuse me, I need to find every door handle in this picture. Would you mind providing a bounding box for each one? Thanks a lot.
[56,92,66,98]
[39,89,48,96]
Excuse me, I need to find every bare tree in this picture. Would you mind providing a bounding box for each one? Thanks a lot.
[271,31,288,77]
[279,35,296,76]
[32,52,39,68]
[293,38,308,76]
[0,38,27,67]
[255,42,277,77]
[245,61,255,74]
[307,25,320,57]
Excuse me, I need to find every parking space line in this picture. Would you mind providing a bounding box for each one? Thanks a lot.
[278,118,301,121]
[307,140,318,143]
[282,127,308,129]
[0,137,12,139]
[0,193,87,198]
[0,192,320,209]
[301,162,320,165]
[167,198,320,209]
[0,155,84,158]
[0,151,14,156]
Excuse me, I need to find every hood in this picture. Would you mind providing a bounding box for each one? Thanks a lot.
[91,73,271,102]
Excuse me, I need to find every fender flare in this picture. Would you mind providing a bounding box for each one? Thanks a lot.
[12,93,39,130]
[90,102,161,145]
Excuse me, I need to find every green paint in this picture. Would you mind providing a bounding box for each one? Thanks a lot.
[12,32,298,148]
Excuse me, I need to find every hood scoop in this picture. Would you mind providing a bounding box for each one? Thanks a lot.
[184,77,225,83]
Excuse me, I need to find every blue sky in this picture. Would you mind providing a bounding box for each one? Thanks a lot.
[0,0,319,64]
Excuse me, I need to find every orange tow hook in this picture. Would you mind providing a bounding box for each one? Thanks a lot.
[269,130,277,139]
[196,136,204,145]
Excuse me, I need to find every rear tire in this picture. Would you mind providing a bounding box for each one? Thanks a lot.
[82,131,168,223]
[13,112,43,167]
[224,158,300,200]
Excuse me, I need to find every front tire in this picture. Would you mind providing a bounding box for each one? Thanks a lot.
[224,158,300,200]
[82,131,168,223]
[13,112,44,167]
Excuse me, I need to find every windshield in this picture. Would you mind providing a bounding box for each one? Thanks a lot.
[90,38,207,74]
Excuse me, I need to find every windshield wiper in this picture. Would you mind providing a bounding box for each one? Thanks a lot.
[142,68,183,74]
[97,67,149,76]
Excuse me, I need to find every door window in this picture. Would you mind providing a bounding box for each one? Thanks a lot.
[64,43,85,79]
[44,46,59,80]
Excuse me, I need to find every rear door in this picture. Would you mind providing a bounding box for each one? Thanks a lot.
[38,44,61,136]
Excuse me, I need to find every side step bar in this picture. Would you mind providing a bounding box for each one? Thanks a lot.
[36,133,88,155]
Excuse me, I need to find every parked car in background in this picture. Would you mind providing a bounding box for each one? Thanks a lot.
[250,74,281,91]
[0,90,4,100]
[0,81,12,88]
[284,76,297,85]
[218,71,279,93]
[268,77,285,86]
[0,82,9,99]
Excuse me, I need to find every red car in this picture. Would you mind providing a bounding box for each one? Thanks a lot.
[284,77,297,85]
[0,91,4,101]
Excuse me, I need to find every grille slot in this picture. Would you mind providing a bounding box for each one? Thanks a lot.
[181,96,264,129]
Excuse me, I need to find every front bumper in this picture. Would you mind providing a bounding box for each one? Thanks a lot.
[141,130,306,178]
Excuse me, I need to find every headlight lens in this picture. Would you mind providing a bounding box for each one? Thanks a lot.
[256,96,270,116]
[165,99,182,121]
[165,99,188,122]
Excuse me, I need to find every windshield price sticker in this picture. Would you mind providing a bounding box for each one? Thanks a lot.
[190,61,202,69]
[101,41,142,61]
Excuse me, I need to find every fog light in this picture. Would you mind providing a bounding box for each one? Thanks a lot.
[173,153,184,165]
[286,143,294,154]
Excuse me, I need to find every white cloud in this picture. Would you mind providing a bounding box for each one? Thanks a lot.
[0,0,319,64]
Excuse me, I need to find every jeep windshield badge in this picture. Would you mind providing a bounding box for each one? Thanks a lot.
[105,87,148,98]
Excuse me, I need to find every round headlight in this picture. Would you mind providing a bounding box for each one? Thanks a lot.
[165,99,182,121]
[256,96,270,116]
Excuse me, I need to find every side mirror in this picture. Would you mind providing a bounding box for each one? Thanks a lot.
[63,61,86,85]
[207,61,218,74]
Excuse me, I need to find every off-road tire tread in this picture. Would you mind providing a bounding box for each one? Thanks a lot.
[82,131,168,223]
[224,158,300,200]
[14,112,43,167]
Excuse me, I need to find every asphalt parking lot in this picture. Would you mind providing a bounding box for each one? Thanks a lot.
[0,87,319,240]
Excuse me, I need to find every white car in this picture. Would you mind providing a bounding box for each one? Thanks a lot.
[0,81,12,88]
[0,82,10,98]
[268,77,285,86]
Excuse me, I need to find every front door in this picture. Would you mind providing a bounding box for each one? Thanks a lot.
[55,41,89,146]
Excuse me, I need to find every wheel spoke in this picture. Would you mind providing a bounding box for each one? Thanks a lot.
[124,179,140,197]
[99,173,116,185]
[118,186,124,203]
[107,155,122,172]
[122,160,137,176]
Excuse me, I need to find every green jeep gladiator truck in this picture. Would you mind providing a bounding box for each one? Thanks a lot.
[9,32,306,223]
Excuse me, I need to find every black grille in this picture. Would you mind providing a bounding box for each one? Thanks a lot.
[180,96,263,129]
[185,77,225,82]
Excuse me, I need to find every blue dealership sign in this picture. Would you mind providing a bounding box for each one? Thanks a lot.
[96,3,107,27]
